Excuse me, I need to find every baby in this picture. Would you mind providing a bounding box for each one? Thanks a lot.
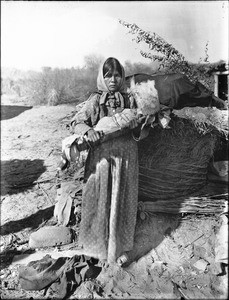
[95,80,160,133]
[94,108,137,134]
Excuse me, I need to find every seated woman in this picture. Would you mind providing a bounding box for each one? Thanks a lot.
[69,57,142,266]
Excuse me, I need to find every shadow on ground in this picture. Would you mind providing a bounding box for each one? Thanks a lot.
[0,206,55,236]
[1,105,33,121]
[128,212,181,264]
[1,159,47,196]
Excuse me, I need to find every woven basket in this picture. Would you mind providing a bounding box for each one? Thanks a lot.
[138,115,219,200]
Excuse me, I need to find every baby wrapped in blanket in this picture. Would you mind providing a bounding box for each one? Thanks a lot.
[95,79,160,133]
[59,80,161,169]
[95,108,138,133]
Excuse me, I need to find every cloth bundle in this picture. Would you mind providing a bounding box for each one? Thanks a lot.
[54,181,82,226]
[19,254,101,298]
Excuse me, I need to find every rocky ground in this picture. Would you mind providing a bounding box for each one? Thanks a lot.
[1,95,228,299]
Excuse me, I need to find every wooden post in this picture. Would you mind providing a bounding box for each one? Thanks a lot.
[227,75,229,101]
[214,74,219,97]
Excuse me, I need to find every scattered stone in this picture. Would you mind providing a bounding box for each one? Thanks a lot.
[193,258,209,272]
[28,226,73,248]
[72,281,94,299]
[193,244,207,259]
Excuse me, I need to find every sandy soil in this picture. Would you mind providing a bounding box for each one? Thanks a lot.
[0,95,228,299]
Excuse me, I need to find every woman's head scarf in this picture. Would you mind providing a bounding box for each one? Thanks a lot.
[97,58,127,108]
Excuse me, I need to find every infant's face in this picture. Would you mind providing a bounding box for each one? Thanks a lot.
[104,71,122,92]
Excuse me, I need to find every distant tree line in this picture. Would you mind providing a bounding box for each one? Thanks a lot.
[1,53,225,106]
[2,54,104,105]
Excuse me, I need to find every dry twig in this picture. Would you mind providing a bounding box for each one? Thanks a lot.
[37,183,54,206]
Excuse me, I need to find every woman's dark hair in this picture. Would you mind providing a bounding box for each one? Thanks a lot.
[103,57,122,77]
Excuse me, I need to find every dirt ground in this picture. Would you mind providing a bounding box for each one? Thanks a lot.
[0,95,228,299]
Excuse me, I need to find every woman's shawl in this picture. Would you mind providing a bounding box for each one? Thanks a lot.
[96,59,127,108]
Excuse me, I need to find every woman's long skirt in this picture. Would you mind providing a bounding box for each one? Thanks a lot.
[78,133,138,263]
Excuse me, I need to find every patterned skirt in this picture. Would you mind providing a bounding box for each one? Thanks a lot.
[78,133,138,263]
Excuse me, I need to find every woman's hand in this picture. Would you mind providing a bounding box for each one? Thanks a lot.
[85,129,103,146]
[128,118,139,129]
[129,115,146,129]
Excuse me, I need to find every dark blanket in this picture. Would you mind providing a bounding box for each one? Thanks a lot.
[125,73,226,110]
[19,254,101,298]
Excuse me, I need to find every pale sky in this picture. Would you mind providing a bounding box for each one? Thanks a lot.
[1,1,228,71]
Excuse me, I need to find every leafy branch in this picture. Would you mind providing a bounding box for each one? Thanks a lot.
[119,19,212,89]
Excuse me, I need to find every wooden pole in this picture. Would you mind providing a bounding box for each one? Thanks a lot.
[214,74,219,97]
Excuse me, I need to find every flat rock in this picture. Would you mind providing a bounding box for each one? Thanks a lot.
[29,226,73,248]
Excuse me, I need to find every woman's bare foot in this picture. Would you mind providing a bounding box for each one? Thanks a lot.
[116,253,129,267]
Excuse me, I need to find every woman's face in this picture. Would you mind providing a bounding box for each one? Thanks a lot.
[104,70,122,92]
